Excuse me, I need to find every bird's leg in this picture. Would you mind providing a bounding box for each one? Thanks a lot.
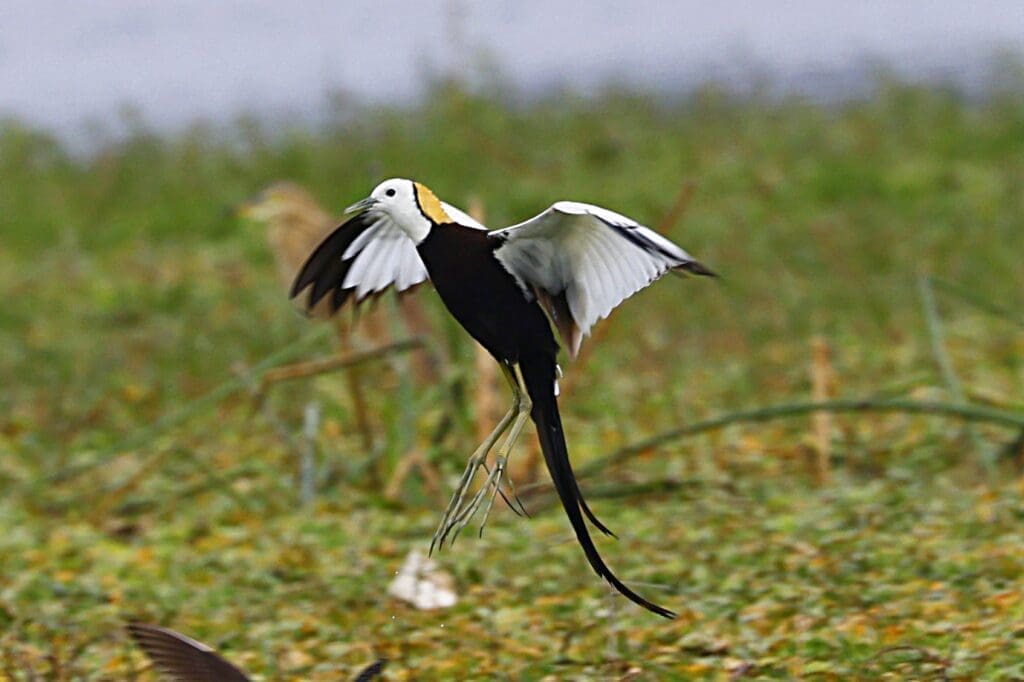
[431,363,525,551]
[448,366,534,542]
[430,372,518,553]
[430,408,514,551]
[486,375,533,519]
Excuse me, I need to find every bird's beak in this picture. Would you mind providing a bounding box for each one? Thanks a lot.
[345,196,379,215]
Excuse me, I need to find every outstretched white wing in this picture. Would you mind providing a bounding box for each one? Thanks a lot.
[291,201,484,312]
[490,201,713,357]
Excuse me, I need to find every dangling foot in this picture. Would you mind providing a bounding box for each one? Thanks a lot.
[429,405,515,554]
[430,451,489,554]
[446,455,511,544]
[430,361,531,551]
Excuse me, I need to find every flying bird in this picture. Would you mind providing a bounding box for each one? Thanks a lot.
[291,179,714,618]
[126,623,386,682]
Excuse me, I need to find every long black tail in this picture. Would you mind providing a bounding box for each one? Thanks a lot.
[519,353,675,619]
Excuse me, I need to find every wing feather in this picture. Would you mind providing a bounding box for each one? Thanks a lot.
[588,224,627,318]
[292,201,485,315]
[580,228,615,325]
[492,201,714,357]
[441,201,486,230]
[127,623,250,682]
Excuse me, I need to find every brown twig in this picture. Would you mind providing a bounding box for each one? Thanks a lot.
[574,398,1024,480]
[332,321,376,457]
[522,478,707,511]
[255,337,424,391]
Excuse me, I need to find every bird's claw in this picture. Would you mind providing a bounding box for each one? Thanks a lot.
[429,454,483,554]
[430,456,524,551]
[452,457,506,543]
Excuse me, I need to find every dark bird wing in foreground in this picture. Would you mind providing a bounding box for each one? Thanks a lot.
[127,623,387,682]
[126,623,250,682]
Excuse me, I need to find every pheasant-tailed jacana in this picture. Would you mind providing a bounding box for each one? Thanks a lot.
[291,179,714,618]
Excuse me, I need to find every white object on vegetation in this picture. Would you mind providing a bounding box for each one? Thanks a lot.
[387,549,458,610]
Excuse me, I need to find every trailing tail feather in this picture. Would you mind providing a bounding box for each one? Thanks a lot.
[580,491,616,537]
[519,353,675,619]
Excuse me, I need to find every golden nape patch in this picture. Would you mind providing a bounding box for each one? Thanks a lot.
[414,182,451,224]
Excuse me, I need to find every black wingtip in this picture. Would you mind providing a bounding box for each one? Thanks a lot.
[288,274,307,300]
[681,260,717,278]
[353,658,388,682]
[288,213,373,311]
[125,622,251,682]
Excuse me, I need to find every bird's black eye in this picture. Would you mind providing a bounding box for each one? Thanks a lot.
[385,188,396,197]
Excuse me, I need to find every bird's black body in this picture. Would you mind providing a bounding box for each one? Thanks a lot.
[417,223,557,364]
[419,222,674,618]
[292,204,677,619]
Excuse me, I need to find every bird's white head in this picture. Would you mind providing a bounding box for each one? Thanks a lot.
[346,178,451,245]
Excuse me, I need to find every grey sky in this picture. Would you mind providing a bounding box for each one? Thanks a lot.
[1,1,1021,135]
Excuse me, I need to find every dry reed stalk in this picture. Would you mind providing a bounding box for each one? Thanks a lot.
[810,335,836,484]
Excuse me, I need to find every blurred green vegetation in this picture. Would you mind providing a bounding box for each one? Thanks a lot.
[1,79,1023,679]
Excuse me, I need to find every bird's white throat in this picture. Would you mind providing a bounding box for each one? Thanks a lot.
[387,205,432,245]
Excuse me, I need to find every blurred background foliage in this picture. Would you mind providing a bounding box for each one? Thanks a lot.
[1,71,1024,678]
